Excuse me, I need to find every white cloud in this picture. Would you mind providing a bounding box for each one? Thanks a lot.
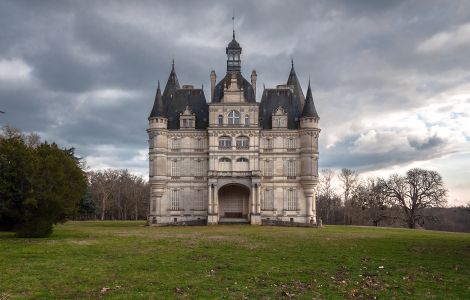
[417,22,470,54]
[77,88,141,108]
[0,58,32,81]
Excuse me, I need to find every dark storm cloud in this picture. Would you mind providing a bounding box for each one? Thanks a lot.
[0,0,469,187]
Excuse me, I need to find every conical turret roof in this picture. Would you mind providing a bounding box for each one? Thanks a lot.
[149,81,166,118]
[301,81,319,119]
[163,60,180,101]
[286,59,305,108]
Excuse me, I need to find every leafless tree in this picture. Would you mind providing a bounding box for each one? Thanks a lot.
[317,169,338,223]
[89,169,120,220]
[379,168,447,229]
[87,169,149,220]
[353,178,389,226]
[338,168,359,224]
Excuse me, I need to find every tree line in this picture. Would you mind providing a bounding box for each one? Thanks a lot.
[78,169,149,221]
[316,168,470,232]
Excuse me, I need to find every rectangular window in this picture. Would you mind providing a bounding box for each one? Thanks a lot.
[287,138,296,150]
[287,160,296,178]
[262,189,274,210]
[194,189,205,210]
[265,138,273,151]
[195,138,204,151]
[171,138,180,151]
[194,159,205,177]
[264,160,273,177]
[287,189,297,211]
[171,160,180,177]
[170,189,180,211]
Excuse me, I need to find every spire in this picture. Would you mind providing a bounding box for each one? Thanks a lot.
[226,16,242,73]
[232,14,235,39]
[149,80,166,118]
[163,60,180,101]
[301,80,319,119]
[286,58,305,107]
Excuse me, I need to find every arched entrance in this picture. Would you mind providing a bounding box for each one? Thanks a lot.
[218,184,250,220]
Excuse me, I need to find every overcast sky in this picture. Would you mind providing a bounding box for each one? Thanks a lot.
[1,0,469,205]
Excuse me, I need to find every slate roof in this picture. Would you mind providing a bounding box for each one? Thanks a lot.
[286,62,305,110]
[258,62,308,129]
[166,88,209,130]
[301,81,320,119]
[163,61,180,104]
[211,72,256,103]
[258,88,303,130]
[227,38,241,49]
[149,81,166,119]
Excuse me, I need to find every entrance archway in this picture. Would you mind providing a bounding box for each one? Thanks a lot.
[218,184,250,220]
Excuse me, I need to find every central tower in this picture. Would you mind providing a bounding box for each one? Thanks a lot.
[226,30,242,73]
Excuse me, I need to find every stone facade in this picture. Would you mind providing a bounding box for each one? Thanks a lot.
[148,31,320,225]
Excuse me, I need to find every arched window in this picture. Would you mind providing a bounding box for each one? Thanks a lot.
[218,115,223,125]
[236,157,249,162]
[218,136,232,148]
[228,110,241,125]
[236,136,249,149]
[245,115,249,125]
[219,157,231,162]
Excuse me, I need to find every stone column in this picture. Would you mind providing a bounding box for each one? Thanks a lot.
[256,184,261,214]
[307,195,313,218]
[250,184,256,214]
[214,184,219,215]
[208,184,213,214]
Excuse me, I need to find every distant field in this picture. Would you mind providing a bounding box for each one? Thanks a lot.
[1,222,469,299]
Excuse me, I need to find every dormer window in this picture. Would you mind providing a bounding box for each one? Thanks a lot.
[180,105,196,129]
[228,110,241,125]
[272,105,288,129]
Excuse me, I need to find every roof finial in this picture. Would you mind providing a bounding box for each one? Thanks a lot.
[172,58,175,70]
[232,13,235,39]
[158,80,160,89]
[291,56,294,68]
[308,74,311,87]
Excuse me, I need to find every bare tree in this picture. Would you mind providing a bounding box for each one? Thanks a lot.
[1,125,23,139]
[379,168,447,229]
[89,169,120,221]
[87,169,149,220]
[317,169,338,223]
[338,168,359,224]
[353,178,389,226]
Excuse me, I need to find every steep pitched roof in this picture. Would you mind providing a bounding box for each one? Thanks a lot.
[163,60,180,103]
[301,81,319,119]
[166,88,209,130]
[149,81,166,119]
[258,88,303,129]
[286,60,305,110]
[211,72,256,103]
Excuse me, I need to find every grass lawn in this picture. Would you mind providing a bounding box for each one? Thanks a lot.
[1,222,469,299]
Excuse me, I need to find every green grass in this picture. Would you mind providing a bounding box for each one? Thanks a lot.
[1,222,469,299]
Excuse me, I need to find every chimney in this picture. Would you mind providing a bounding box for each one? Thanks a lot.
[210,70,216,100]
[251,69,257,100]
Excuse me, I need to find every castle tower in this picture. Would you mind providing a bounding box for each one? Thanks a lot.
[148,80,169,223]
[299,80,320,223]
